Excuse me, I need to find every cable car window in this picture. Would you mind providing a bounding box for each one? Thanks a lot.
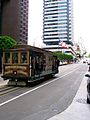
[5,52,10,63]
[20,52,28,63]
[12,52,18,64]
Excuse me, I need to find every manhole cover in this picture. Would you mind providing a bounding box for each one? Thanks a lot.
[75,98,87,104]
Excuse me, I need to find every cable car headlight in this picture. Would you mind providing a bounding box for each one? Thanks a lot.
[13,71,17,75]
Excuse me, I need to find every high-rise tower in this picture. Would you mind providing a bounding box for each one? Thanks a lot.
[43,0,73,46]
[0,0,28,44]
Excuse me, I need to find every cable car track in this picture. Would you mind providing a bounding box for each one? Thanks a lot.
[0,86,21,96]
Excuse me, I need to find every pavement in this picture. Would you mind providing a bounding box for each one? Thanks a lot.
[0,72,90,120]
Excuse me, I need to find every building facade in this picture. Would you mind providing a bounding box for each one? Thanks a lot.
[43,0,73,46]
[0,0,28,44]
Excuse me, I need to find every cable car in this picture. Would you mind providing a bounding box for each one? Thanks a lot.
[2,45,59,86]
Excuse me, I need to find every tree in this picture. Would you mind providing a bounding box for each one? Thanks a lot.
[0,36,17,73]
[53,51,73,62]
[88,54,90,58]
[0,36,17,49]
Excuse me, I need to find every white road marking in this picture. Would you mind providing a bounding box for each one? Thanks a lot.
[0,67,79,107]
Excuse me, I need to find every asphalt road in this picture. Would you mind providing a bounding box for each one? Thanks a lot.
[0,63,88,120]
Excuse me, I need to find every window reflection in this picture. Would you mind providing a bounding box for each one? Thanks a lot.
[12,52,18,64]
[5,52,10,63]
[20,52,27,63]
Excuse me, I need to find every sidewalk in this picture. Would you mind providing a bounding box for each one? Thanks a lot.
[0,74,8,87]
[48,76,90,120]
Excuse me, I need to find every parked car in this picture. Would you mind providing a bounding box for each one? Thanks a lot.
[83,58,90,64]
[85,65,90,104]
[83,60,87,63]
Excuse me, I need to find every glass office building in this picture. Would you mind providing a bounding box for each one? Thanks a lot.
[0,0,28,44]
[43,0,73,46]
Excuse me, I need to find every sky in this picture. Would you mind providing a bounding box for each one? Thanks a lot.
[28,0,43,47]
[28,0,90,54]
